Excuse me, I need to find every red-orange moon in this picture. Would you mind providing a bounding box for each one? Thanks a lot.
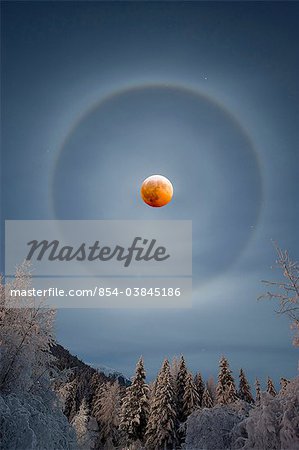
[140,175,173,207]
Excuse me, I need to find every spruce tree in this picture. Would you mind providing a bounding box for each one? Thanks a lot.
[255,378,261,405]
[266,377,277,397]
[194,372,205,406]
[93,381,121,445]
[64,377,80,421]
[216,356,237,405]
[238,368,254,404]
[71,398,91,449]
[279,377,290,395]
[202,387,213,408]
[183,372,200,418]
[119,356,149,444]
[145,359,177,449]
[176,355,188,422]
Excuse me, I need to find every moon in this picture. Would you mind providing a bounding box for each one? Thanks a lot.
[140,174,173,207]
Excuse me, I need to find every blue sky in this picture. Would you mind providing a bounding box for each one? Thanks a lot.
[1,1,298,386]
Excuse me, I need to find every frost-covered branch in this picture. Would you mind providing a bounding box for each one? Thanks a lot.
[259,244,299,346]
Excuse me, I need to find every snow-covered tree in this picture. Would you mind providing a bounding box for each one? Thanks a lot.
[238,369,254,404]
[279,377,290,395]
[202,387,213,408]
[259,245,299,347]
[185,404,246,450]
[62,377,80,421]
[267,377,277,397]
[119,357,149,444]
[145,359,177,449]
[176,355,188,422]
[71,398,97,449]
[216,356,237,405]
[93,381,121,446]
[233,377,299,449]
[0,265,76,449]
[0,391,76,449]
[255,378,261,405]
[0,265,56,394]
[279,377,299,449]
[194,372,205,406]
[183,372,200,418]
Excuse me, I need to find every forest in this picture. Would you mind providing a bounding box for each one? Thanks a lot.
[0,249,298,449]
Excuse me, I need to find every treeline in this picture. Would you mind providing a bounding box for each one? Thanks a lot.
[65,354,289,449]
[51,343,128,423]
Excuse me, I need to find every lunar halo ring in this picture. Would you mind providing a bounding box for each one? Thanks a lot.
[50,81,264,273]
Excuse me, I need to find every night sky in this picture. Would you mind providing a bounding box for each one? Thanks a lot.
[1,1,298,385]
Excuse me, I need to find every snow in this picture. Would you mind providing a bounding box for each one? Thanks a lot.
[233,377,299,450]
[0,392,76,450]
[185,405,247,450]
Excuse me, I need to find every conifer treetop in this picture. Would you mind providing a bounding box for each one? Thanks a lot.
[183,372,200,419]
[119,356,149,444]
[216,356,237,405]
[145,358,177,449]
[238,368,254,404]
[255,378,261,405]
[267,377,277,397]
[202,387,213,408]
